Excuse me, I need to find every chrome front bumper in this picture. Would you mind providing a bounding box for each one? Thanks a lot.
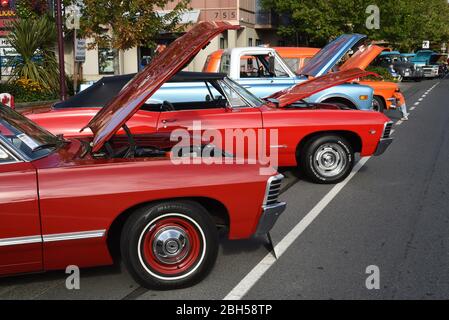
[254,202,287,236]
[374,138,393,156]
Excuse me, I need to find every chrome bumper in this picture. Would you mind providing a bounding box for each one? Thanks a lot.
[374,138,393,156]
[254,202,286,236]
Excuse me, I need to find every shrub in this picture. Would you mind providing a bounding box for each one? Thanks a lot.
[364,66,398,82]
[0,81,58,103]
[6,16,60,93]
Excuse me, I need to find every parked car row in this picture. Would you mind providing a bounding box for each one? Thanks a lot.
[0,22,394,289]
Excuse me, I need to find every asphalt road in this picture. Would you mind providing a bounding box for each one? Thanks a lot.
[1,77,448,300]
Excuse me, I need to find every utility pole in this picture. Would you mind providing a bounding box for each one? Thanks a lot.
[55,0,67,100]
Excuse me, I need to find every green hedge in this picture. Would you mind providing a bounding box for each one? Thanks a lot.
[0,82,59,103]
[365,66,398,82]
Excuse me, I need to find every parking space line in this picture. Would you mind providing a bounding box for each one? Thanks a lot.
[224,80,442,300]
[224,157,371,300]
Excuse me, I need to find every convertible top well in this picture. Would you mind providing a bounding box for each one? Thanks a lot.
[54,71,227,109]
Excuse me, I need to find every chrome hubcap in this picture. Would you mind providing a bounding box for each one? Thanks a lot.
[152,227,189,264]
[314,143,347,177]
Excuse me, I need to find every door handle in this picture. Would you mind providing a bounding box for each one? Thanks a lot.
[162,119,177,124]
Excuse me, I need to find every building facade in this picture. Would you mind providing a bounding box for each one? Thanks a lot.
[69,0,283,82]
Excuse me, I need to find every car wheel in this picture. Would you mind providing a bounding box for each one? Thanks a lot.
[372,96,385,113]
[300,135,354,184]
[120,200,219,289]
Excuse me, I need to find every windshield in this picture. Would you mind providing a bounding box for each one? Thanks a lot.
[0,105,63,160]
[221,78,265,107]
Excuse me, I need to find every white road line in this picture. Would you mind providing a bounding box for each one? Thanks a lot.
[410,107,415,111]
[418,98,424,101]
[224,157,371,300]
[390,129,395,135]
[396,120,403,126]
[414,102,420,106]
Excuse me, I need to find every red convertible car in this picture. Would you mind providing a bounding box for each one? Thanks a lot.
[0,22,287,289]
[26,21,393,184]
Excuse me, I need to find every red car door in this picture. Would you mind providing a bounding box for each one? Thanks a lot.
[157,105,263,159]
[0,144,42,275]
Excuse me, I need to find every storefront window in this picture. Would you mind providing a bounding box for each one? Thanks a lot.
[98,48,116,74]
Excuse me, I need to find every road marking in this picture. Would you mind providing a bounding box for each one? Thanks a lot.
[224,157,371,300]
[410,107,415,111]
[418,98,424,101]
[224,80,442,300]
[396,120,403,126]
[390,129,395,135]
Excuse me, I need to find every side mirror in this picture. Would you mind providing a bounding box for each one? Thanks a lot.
[268,55,275,75]
[0,148,10,160]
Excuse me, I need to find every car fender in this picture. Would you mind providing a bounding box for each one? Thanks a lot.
[309,84,374,110]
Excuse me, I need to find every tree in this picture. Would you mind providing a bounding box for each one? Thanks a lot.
[263,0,449,51]
[78,0,191,51]
[7,16,60,92]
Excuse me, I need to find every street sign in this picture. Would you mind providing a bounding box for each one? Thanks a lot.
[65,4,81,30]
[422,40,430,49]
[74,38,86,62]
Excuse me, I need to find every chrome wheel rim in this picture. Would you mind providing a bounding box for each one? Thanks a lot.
[313,143,347,177]
[372,99,380,111]
[152,226,190,264]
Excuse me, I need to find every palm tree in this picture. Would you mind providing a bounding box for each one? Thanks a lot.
[7,16,60,92]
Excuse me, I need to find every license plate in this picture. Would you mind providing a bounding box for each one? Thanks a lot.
[404,72,410,76]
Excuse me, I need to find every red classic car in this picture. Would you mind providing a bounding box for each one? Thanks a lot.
[0,22,287,289]
[25,22,393,184]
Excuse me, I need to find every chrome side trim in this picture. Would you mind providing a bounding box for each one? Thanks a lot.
[42,229,106,243]
[0,230,106,247]
[0,235,42,247]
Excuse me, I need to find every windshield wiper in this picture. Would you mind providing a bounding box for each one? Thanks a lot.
[31,143,59,152]
[32,139,70,153]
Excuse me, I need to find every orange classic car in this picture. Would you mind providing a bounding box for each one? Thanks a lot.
[273,45,406,113]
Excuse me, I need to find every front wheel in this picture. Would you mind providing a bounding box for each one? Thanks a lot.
[372,96,385,113]
[300,135,354,184]
[120,200,219,289]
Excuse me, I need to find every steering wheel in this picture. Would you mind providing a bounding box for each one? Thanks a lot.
[161,100,175,111]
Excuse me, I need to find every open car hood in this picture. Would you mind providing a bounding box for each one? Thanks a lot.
[339,45,385,71]
[84,21,239,153]
[299,34,366,77]
[267,68,377,108]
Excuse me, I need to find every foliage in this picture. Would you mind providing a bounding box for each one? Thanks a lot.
[15,0,49,19]
[0,82,58,103]
[77,0,191,51]
[6,16,60,93]
[365,66,397,82]
[263,0,449,51]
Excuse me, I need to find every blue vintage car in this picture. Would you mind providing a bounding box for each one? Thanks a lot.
[411,50,446,78]
[78,35,375,110]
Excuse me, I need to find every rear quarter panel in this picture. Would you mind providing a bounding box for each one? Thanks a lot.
[260,105,389,166]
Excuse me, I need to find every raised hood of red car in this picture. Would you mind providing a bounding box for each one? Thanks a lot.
[340,45,385,71]
[267,68,377,108]
[84,21,239,153]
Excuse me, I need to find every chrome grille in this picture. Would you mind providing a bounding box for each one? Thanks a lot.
[383,122,393,139]
[264,174,284,206]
